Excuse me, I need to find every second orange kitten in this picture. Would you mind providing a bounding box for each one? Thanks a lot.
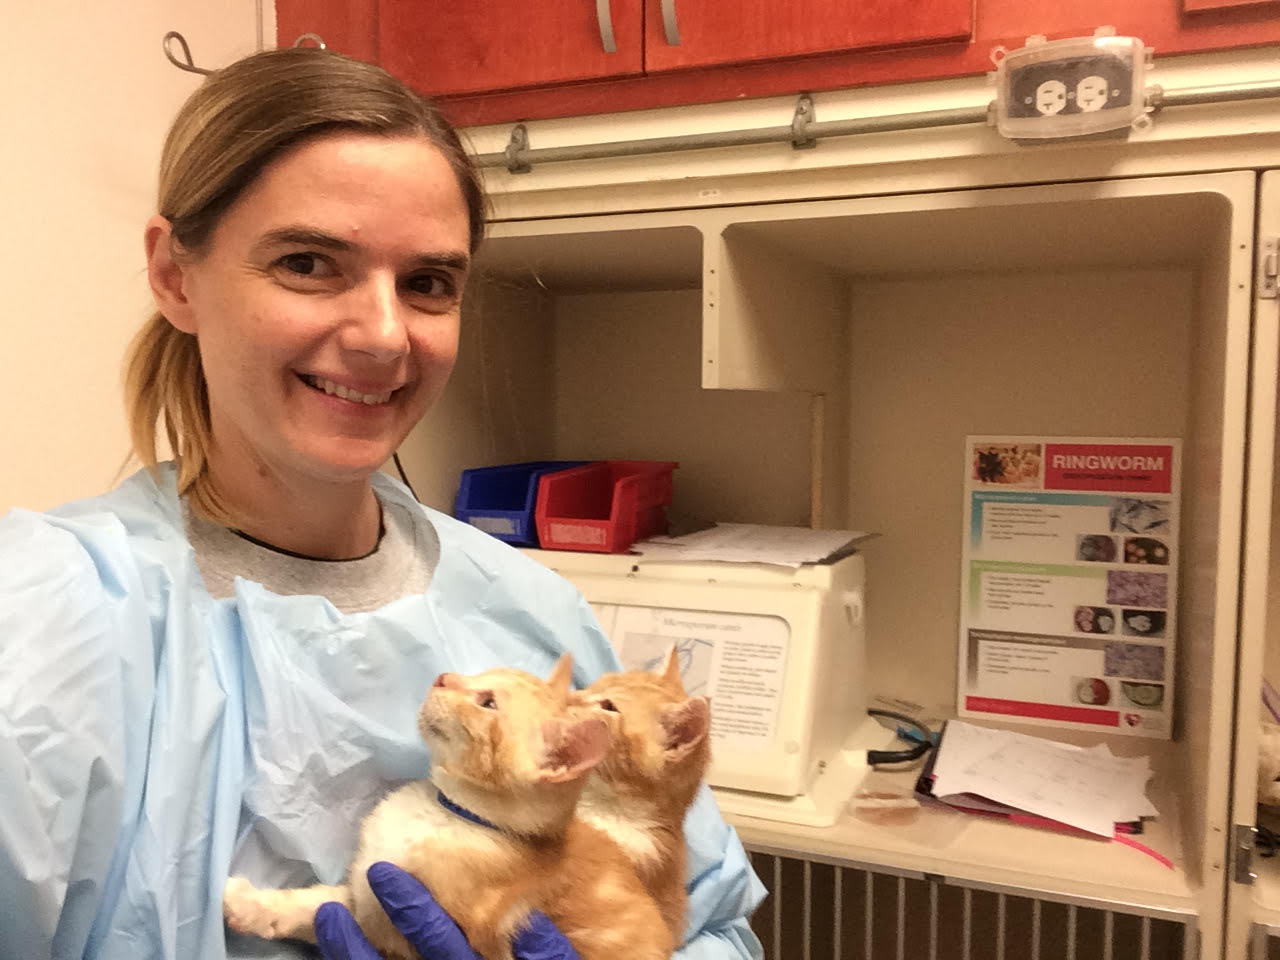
[573,648,713,943]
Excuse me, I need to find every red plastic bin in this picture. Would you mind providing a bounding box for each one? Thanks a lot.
[534,460,678,553]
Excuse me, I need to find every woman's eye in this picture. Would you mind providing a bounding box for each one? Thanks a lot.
[276,253,335,280]
[405,273,455,300]
[281,253,320,275]
[597,698,619,713]
[477,692,498,709]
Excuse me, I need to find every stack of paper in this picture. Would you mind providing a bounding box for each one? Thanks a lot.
[633,523,876,568]
[920,720,1157,838]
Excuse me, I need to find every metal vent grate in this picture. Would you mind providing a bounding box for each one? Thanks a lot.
[747,851,1196,960]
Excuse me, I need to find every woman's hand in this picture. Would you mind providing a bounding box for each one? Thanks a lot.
[314,861,581,960]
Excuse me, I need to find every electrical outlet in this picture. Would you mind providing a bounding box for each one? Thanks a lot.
[993,30,1152,140]
[1006,52,1135,120]
[1034,79,1067,116]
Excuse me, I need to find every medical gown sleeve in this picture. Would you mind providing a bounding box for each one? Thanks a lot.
[0,508,149,958]
[673,787,766,960]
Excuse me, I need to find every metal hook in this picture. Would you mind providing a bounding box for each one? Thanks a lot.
[164,31,328,77]
[163,31,213,75]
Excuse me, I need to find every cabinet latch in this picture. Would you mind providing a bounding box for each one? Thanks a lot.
[1234,823,1257,885]
[1261,237,1278,299]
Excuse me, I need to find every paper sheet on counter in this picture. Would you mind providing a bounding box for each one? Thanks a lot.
[633,523,875,567]
[930,720,1156,837]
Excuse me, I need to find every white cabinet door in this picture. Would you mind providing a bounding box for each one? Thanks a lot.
[1227,169,1280,960]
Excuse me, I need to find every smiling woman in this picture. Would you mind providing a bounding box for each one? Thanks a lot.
[127,48,483,557]
[0,45,763,960]
[143,131,472,558]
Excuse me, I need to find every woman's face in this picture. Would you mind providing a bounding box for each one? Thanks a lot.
[152,131,472,490]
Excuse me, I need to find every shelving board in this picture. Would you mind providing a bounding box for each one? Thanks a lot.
[474,224,703,291]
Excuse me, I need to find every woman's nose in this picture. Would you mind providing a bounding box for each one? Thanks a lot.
[343,273,409,362]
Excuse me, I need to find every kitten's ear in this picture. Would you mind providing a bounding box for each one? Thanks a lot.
[659,645,685,691]
[539,716,609,783]
[547,653,574,698]
[661,696,710,762]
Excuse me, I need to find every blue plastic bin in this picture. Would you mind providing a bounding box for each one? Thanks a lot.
[454,461,586,546]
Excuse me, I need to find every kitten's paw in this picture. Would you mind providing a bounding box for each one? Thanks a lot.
[222,876,293,939]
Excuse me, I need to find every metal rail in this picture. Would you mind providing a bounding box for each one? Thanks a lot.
[476,77,1280,172]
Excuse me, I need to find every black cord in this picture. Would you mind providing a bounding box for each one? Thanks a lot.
[393,451,420,502]
[866,708,934,765]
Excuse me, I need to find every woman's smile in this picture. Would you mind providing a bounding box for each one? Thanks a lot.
[297,373,400,407]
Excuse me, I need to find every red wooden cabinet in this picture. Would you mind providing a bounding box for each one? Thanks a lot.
[642,0,972,73]
[275,0,1280,126]
[1183,0,1280,11]
[377,0,643,96]
[278,0,972,98]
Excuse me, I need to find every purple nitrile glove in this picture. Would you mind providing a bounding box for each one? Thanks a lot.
[314,861,581,960]
[510,910,581,960]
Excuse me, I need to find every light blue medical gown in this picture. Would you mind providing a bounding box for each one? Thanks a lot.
[0,466,764,960]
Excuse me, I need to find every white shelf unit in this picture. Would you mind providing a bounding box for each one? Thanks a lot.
[401,170,1259,956]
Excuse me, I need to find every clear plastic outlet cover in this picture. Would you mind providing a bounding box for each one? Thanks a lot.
[992,31,1151,140]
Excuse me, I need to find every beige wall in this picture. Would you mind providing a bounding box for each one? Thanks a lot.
[0,4,264,513]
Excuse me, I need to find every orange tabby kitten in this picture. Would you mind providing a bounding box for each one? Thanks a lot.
[572,647,712,943]
[223,655,673,960]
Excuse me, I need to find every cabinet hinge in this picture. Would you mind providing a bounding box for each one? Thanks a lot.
[1234,823,1257,885]
[1261,237,1278,299]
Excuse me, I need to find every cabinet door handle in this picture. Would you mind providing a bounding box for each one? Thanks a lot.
[660,0,681,45]
[596,0,617,52]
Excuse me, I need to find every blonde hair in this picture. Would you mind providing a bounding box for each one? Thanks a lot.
[123,47,486,525]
